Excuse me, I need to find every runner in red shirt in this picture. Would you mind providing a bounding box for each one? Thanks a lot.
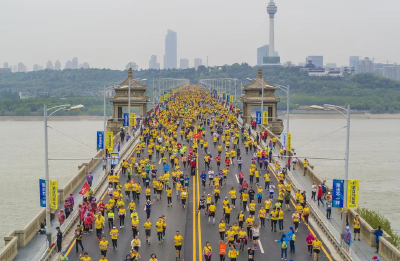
[215,156,221,169]
[225,157,231,168]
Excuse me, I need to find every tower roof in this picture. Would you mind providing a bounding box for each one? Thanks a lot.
[117,68,147,90]
[243,69,277,91]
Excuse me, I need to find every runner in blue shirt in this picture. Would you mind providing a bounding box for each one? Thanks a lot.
[200,171,207,187]
[197,196,206,215]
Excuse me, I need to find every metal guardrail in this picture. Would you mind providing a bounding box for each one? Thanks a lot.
[30,129,141,261]
[238,119,362,261]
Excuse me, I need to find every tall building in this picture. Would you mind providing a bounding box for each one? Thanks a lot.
[180,59,189,69]
[72,57,78,69]
[3,62,8,69]
[257,45,269,65]
[55,60,61,70]
[164,30,177,69]
[149,55,159,69]
[306,56,323,68]
[17,62,27,72]
[358,57,374,74]
[33,64,43,71]
[194,58,203,69]
[80,62,90,69]
[46,60,54,70]
[64,60,72,69]
[267,0,277,57]
[349,56,359,72]
[13,65,17,72]
[383,64,400,81]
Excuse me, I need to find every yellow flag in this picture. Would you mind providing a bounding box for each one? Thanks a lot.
[347,180,359,208]
[105,131,113,150]
[50,180,58,209]
[287,133,292,151]
[130,113,136,127]
[262,111,268,125]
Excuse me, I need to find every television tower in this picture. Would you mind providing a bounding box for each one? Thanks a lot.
[267,0,277,57]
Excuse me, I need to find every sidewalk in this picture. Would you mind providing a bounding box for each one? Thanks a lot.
[13,138,130,261]
[243,121,383,261]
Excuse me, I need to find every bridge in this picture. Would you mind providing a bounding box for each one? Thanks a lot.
[1,70,398,261]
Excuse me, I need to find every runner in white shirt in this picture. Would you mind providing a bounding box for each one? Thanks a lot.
[311,181,317,201]
[268,181,276,199]
[208,169,215,187]
[292,153,298,170]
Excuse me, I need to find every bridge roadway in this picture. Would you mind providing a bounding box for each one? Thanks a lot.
[65,101,333,261]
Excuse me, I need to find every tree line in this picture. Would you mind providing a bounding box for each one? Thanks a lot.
[0,64,400,115]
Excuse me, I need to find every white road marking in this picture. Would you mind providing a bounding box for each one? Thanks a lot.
[159,158,162,164]
[258,239,265,253]
[144,205,146,211]
[235,174,239,183]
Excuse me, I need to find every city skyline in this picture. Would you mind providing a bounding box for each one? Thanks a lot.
[0,0,399,70]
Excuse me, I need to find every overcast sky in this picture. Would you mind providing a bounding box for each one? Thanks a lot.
[1,0,399,70]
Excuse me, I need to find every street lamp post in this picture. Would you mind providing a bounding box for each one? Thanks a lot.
[275,84,290,170]
[44,103,84,248]
[311,104,350,237]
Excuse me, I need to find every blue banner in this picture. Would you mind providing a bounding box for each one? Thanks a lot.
[332,179,344,208]
[227,94,230,102]
[123,113,129,126]
[39,179,46,207]
[256,111,261,124]
[97,131,104,149]
[223,93,226,100]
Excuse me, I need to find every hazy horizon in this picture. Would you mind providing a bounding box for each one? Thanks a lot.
[1,0,399,70]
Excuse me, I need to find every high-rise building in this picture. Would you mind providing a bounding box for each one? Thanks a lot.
[306,56,323,68]
[13,65,17,72]
[149,55,159,69]
[46,60,54,70]
[72,57,78,69]
[164,30,177,69]
[349,56,359,72]
[64,60,72,69]
[17,62,27,72]
[80,62,90,69]
[33,64,43,71]
[180,59,189,69]
[55,60,61,70]
[3,62,8,69]
[257,45,269,65]
[383,64,400,81]
[194,58,203,69]
[358,57,374,74]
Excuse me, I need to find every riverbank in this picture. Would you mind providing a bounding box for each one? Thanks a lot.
[0,116,104,121]
[2,112,400,121]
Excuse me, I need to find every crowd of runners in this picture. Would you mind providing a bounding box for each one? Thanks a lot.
[64,86,325,261]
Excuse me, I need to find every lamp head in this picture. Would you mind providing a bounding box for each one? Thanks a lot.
[70,104,84,111]
[310,105,325,110]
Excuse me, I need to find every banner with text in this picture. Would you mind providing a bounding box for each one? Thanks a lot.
[96,131,104,150]
[332,179,344,208]
[347,180,359,208]
[287,133,292,151]
[281,132,287,150]
[123,113,129,126]
[110,152,120,165]
[39,179,46,207]
[105,131,113,150]
[130,113,136,127]
[256,111,261,124]
[262,111,268,125]
[50,180,58,209]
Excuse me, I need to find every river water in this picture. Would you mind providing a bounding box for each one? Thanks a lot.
[0,116,399,249]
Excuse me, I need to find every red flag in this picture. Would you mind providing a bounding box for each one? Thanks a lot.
[79,181,90,195]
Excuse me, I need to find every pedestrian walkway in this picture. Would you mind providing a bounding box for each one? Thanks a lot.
[242,120,383,261]
[14,138,130,261]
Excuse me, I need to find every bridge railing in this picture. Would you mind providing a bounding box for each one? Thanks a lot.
[236,117,361,261]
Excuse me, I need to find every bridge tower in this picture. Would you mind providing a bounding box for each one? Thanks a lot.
[241,68,284,135]
[108,68,150,133]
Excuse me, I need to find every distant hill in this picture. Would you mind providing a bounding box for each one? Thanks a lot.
[1,64,399,114]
